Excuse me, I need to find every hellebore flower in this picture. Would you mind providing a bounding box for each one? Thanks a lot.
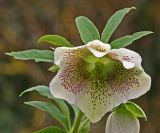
[50,40,151,123]
[105,109,140,133]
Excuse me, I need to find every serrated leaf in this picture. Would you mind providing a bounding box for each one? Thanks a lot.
[6,49,54,62]
[125,101,147,120]
[20,85,71,128]
[75,16,100,44]
[25,101,70,130]
[101,7,136,43]
[48,65,59,72]
[38,35,72,47]
[110,31,153,49]
[35,126,66,133]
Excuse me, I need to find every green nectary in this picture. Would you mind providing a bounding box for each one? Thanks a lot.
[83,54,120,80]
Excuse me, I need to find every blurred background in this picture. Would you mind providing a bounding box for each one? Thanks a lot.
[0,0,160,133]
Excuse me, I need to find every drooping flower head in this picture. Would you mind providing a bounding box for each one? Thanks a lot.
[105,107,140,133]
[50,40,151,123]
[6,7,153,133]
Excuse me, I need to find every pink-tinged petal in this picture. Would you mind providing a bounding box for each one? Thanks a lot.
[106,111,140,133]
[109,48,142,69]
[86,40,111,58]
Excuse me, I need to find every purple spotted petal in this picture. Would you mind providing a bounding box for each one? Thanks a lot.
[50,40,151,123]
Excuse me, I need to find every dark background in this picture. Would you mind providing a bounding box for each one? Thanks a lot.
[0,0,160,133]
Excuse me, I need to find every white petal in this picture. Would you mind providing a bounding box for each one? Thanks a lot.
[54,45,86,66]
[86,40,111,58]
[108,63,151,106]
[50,58,115,123]
[50,69,76,104]
[50,45,151,123]
[107,48,151,104]
[106,112,140,133]
[50,45,89,102]
[125,68,151,100]
[76,87,115,123]
[122,61,135,69]
[50,47,117,123]
[51,79,117,123]
[109,48,142,69]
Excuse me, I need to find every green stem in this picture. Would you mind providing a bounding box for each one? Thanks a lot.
[79,118,90,130]
[70,111,83,133]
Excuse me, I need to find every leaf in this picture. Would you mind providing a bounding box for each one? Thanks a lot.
[20,85,71,128]
[38,35,72,47]
[75,16,100,44]
[101,7,136,43]
[19,85,53,99]
[25,101,70,130]
[55,100,71,127]
[110,31,153,49]
[79,118,90,133]
[35,126,66,133]
[70,105,90,133]
[71,104,80,117]
[6,49,54,62]
[48,65,59,72]
[125,101,147,120]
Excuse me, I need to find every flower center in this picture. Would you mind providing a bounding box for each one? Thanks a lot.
[83,55,119,80]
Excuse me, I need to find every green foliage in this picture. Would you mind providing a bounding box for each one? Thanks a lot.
[79,117,90,133]
[19,85,53,99]
[38,35,72,47]
[111,31,153,49]
[25,101,70,130]
[48,65,59,72]
[20,85,71,128]
[75,16,100,44]
[71,104,80,117]
[124,101,147,120]
[101,7,136,43]
[35,126,66,133]
[21,85,90,133]
[6,49,54,62]
[71,105,90,133]
[115,101,147,120]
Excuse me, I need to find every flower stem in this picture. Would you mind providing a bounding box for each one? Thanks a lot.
[70,110,83,133]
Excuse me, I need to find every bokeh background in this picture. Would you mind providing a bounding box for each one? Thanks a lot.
[0,0,160,133]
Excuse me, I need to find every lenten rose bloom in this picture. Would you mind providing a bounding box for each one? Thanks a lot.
[105,110,140,133]
[49,40,151,123]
